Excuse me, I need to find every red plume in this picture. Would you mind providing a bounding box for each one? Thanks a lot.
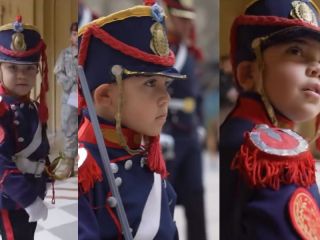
[16,15,22,22]
[144,0,156,6]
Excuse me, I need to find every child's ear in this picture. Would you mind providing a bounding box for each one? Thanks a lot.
[93,83,115,107]
[236,61,257,91]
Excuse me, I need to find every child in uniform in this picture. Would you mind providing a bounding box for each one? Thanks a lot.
[78,1,185,239]
[0,16,50,239]
[220,0,320,239]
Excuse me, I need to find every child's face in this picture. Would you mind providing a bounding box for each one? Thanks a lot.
[114,75,172,136]
[262,38,320,122]
[0,63,38,97]
[70,31,78,47]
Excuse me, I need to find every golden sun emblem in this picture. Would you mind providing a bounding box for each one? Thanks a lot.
[290,1,318,27]
[150,23,169,56]
[10,32,27,51]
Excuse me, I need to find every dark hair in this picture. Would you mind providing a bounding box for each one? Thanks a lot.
[70,22,78,33]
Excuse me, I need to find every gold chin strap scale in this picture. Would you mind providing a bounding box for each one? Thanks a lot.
[309,128,320,145]
[111,65,142,156]
[251,37,279,127]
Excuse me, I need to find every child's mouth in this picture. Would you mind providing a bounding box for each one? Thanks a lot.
[303,84,320,96]
[156,113,167,120]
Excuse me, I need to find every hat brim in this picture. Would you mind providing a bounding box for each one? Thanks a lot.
[262,26,320,49]
[0,59,39,65]
[123,66,186,80]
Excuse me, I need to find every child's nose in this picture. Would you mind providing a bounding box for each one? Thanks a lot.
[306,62,320,79]
[158,90,170,107]
[16,70,27,78]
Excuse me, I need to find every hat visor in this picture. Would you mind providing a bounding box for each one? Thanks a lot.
[262,26,320,49]
[123,66,186,80]
[0,59,38,65]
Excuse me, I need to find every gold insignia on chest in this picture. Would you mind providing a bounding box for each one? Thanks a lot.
[10,32,27,51]
[150,22,169,56]
[291,1,318,27]
[289,188,320,239]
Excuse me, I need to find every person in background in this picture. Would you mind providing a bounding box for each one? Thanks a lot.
[162,0,207,239]
[54,22,78,178]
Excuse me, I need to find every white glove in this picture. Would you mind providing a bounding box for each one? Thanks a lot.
[197,126,207,144]
[25,197,48,222]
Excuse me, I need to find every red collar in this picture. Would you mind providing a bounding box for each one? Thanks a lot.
[231,94,294,129]
[78,117,142,150]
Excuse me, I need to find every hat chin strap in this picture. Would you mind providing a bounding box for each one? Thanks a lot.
[252,37,279,127]
[112,65,143,156]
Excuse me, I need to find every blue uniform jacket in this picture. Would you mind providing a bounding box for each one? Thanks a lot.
[0,95,50,210]
[220,92,320,240]
[78,114,178,240]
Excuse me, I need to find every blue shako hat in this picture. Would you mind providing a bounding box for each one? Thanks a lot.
[0,16,45,64]
[231,0,320,76]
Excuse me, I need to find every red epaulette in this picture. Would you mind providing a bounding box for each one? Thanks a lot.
[231,124,316,190]
[78,144,103,193]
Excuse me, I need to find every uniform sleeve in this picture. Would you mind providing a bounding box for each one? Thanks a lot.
[54,50,74,92]
[242,186,302,239]
[79,194,101,240]
[219,118,255,240]
[0,112,38,208]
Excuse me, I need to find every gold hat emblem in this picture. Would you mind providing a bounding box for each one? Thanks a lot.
[10,32,26,51]
[150,22,170,56]
[290,1,318,27]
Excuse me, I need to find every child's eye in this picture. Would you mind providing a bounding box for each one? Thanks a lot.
[27,65,36,70]
[144,79,156,87]
[286,46,303,56]
[8,65,17,70]
[26,65,38,72]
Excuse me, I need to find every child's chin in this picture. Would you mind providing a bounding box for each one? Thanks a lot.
[12,91,28,97]
[143,129,161,137]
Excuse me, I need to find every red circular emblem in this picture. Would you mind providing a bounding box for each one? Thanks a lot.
[289,188,320,239]
[249,125,308,156]
[0,125,5,144]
